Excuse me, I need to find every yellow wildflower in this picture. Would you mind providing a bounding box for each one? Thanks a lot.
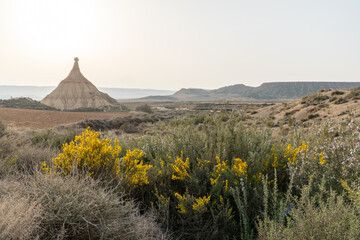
[193,195,211,212]
[319,152,326,165]
[121,149,152,186]
[171,156,190,180]
[233,158,248,176]
[174,192,188,214]
[210,156,228,186]
[341,180,359,203]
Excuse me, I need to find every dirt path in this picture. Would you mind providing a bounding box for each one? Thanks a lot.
[0,108,139,129]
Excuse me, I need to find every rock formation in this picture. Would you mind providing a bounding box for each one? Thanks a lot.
[41,58,118,110]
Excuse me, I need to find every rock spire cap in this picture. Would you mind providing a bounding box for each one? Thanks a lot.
[71,57,80,72]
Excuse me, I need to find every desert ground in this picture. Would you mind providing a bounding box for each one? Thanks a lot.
[0,108,140,129]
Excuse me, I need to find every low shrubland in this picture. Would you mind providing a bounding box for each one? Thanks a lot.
[257,176,360,240]
[1,111,360,239]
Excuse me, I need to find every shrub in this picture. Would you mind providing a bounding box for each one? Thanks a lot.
[120,122,139,133]
[10,145,57,175]
[42,127,122,179]
[145,154,253,239]
[307,113,320,119]
[43,128,153,188]
[30,129,78,150]
[331,90,344,96]
[20,173,165,240]
[136,104,153,113]
[119,113,357,238]
[334,97,348,104]
[125,113,273,163]
[301,93,329,106]
[257,177,360,240]
[347,87,360,100]
[0,128,58,176]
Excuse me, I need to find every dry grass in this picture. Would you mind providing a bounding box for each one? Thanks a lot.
[0,128,59,176]
[0,173,166,240]
[0,195,42,240]
[14,145,58,173]
[0,179,42,240]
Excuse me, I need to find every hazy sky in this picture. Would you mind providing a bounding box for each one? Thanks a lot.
[0,0,359,90]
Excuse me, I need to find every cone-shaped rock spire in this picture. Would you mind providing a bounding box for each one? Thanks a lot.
[41,58,117,110]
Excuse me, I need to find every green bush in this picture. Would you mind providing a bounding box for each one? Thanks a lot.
[115,113,276,239]
[30,129,78,150]
[258,177,360,240]
[115,113,360,239]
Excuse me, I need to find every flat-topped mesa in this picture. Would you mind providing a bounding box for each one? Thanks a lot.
[41,58,118,110]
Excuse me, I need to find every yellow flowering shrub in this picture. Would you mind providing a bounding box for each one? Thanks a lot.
[42,127,121,178]
[283,141,326,167]
[173,192,211,214]
[210,156,228,185]
[171,156,190,180]
[233,158,247,177]
[271,145,279,168]
[42,128,152,187]
[154,187,170,206]
[341,180,360,204]
[210,156,248,189]
[174,192,189,214]
[158,159,165,175]
[193,195,210,213]
[196,158,210,170]
[121,149,152,186]
[284,141,309,166]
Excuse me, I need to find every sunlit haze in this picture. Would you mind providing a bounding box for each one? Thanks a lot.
[0,0,359,90]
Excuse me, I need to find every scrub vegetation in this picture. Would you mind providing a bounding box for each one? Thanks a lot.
[1,102,360,239]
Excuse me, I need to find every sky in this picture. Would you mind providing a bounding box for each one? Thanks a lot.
[0,0,359,90]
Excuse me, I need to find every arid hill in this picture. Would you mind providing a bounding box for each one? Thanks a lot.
[250,87,360,133]
[42,58,118,110]
[140,82,360,101]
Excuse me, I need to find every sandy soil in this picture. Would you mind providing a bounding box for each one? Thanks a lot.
[252,88,360,127]
[0,108,139,129]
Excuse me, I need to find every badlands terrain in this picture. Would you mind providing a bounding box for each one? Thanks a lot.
[1,87,360,239]
[0,87,358,131]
